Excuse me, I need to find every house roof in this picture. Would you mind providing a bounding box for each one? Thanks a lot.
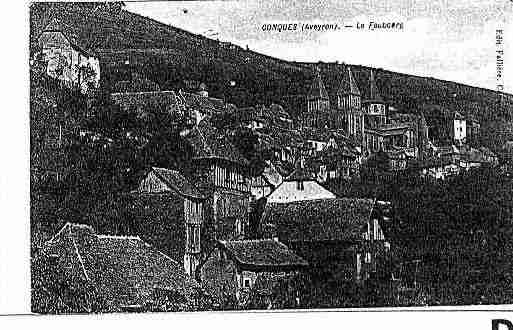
[185,118,248,166]
[39,17,96,57]
[148,167,205,200]
[266,127,304,146]
[337,67,361,96]
[218,239,308,272]
[365,123,411,136]
[261,198,375,243]
[41,223,204,308]
[307,67,329,100]
[181,92,227,115]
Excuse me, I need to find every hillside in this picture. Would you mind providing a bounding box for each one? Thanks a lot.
[30,2,513,150]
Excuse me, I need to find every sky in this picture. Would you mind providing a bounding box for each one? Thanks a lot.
[126,0,513,94]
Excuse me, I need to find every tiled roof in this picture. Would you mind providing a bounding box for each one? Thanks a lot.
[261,198,374,243]
[185,118,248,165]
[218,239,308,272]
[181,92,227,115]
[149,167,205,199]
[42,223,204,308]
[256,128,303,150]
[366,123,411,136]
[39,17,96,57]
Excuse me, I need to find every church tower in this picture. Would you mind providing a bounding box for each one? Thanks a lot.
[304,66,330,128]
[363,70,387,129]
[337,67,364,144]
[417,112,429,161]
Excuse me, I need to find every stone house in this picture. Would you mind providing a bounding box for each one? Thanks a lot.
[201,239,308,305]
[260,197,388,282]
[133,167,207,277]
[266,167,337,204]
[37,18,100,93]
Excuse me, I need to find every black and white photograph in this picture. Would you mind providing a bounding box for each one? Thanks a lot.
[25,0,513,316]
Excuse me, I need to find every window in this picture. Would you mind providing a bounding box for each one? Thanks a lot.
[235,218,244,237]
[244,278,251,288]
[186,224,200,253]
[365,252,372,263]
[373,219,382,240]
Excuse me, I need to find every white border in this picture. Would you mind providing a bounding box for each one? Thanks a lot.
[1,0,513,321]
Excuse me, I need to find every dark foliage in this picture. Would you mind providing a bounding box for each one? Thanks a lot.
[327,167,513,306]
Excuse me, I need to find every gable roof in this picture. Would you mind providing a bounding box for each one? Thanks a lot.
[337,67,361,96]
[261,198,374,243]
[218,239,308,272]
[185,118,248,166]
[307,67,329,100]
[148,167,205,200]
[39,17,96,57]
[41,223,204,308]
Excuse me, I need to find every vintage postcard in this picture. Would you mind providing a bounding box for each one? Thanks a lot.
[24,0,513,316]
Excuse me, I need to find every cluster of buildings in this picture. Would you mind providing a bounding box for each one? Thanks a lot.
[299,65,497,180]
[33,17,499,311]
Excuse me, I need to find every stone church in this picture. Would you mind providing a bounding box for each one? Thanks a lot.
[302,66,429,161]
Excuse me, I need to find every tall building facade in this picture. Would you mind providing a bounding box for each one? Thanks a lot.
[363,70,387,129]
[338,67,364,144]
[303,67,331,129]
[302,66,365,143]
